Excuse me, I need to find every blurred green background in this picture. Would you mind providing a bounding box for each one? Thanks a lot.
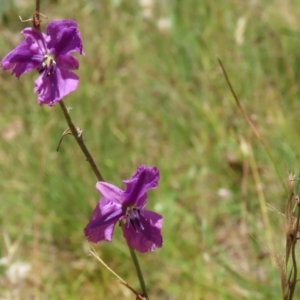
[1,0,300,299]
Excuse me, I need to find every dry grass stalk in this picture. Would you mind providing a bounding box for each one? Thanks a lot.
[282,173,300,300]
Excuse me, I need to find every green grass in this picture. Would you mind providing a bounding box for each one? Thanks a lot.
[1,0,300,299]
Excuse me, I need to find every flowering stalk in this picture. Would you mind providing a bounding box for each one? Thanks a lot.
[59,101,150,298]
[56,53,151,300]
[32,3,151,298]
[0,0,159,297]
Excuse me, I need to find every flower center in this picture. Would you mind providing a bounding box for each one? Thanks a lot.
[38,54,57,77]
[125,207,144,233]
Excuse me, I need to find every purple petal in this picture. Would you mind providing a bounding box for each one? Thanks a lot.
[22,27,48,54]
[96,182,123,204]
[0,44,37,77]
[34,67,79,106]
[84,199,123,243]
[123,209,163,253]
[0,28,47,78]
[57,55,79,70]
[123,165,160,208]
[46,20,83,57]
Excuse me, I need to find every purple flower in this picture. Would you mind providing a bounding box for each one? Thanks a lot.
[0,20,83,106]
[84,165,163,253]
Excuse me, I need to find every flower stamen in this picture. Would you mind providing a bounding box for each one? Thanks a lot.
[126,207,144,232]
[38,54,57,76]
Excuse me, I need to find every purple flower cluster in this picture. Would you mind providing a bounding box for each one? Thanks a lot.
[84,165,163,253]
[1,20,163,253]
[1,20,83,106]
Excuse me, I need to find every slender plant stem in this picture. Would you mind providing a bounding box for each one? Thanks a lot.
[217,58,286,190]
[33,0,41,30]
[58,101,104,181]
[35,0,40,14]
[287,202,300,300]
[128,245,149,299]
[90,247,146,300]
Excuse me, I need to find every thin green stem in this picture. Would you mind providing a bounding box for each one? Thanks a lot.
[128,244,149,299]
[58,101,104,181]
